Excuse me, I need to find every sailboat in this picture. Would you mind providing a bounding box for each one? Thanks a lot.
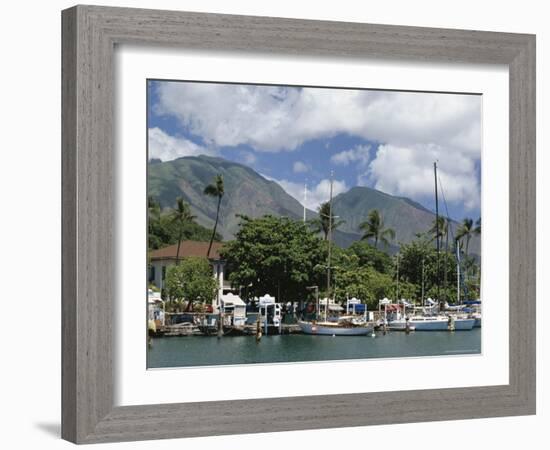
[434,162,474,331]
[446,242,475,330]
[298,172,373,336]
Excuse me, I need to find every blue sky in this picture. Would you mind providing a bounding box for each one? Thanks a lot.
[147,80,481,221]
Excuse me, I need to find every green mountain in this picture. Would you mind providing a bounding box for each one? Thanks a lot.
[332,186,479,254]
[148,155,479,254]
[149,155,318,240]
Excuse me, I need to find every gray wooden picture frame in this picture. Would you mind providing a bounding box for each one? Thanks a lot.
[61,5,536,444]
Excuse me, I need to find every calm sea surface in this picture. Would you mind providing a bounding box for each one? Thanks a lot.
[147,328,481,368]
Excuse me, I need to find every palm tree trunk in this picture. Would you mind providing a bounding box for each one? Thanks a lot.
[207,196,221,258]
[465,235,471,284]
[175,229,182,265]
[375,235,378,249]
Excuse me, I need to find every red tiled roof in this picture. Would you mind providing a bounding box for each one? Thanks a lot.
[149,241,224,261]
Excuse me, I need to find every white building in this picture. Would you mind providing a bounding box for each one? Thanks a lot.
[148,240,228,303]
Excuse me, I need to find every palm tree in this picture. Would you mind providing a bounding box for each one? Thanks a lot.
[359,209,395,249]
[148,195,161,221]
[170,197,196,265]
[204,174,225,258]
[310,201,345,240]
[455,217,475,258]
[429,216,449,245]
[429,216,452,301]
[474,217,481,236]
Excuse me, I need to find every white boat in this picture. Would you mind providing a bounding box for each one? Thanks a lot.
[449,316,476,330]
[408,316,449,331]
[298,174,374,337]
[387,318,415,331]
[298,320,374,336]
[472,313,482,328]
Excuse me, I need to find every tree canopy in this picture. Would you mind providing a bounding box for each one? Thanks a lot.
[148,196,221,251]
[165,257,218,308]
[220,215,326,303]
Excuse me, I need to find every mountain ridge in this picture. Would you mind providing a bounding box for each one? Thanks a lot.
[148,155,479,254]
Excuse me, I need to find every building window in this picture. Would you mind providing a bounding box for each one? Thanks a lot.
[148,266,155,283]
[162,265,166,280]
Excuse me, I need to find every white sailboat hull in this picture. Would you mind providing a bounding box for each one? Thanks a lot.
[452,318,476,330]
[387,319,415,331]
[298,321,373,336]
[408,318,449,331]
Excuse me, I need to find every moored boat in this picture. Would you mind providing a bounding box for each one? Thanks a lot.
[472,313,482,327]
[408,315,449,331]
[298,319,373,336]
[386,318,415,332]
[449,315,476,330]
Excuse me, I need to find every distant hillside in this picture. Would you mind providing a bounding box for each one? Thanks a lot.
[148,155,318,241]
[331,186,479,255]
[148,156,479,254]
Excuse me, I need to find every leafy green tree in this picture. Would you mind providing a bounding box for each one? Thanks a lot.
[204,174,225,258]
[347,240,392,274]
[165,257,218,311]
[148,212,221,251]
[398,236,459,302]
[332,261,417,310]
[221,215,326,303]
[170,198,196,264]
[309,201,345,240]
[359,209,395,249]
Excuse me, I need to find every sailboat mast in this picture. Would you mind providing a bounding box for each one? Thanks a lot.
[421,257,425,304]
[434,162,441,307]
[326,171,334,322]
[456,242,461,304]
[303,182,307,223]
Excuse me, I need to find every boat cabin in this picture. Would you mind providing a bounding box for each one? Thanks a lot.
[220,293,247,327]
[148,288,165,329]
[258,294,282,327]
[346,297,366,315]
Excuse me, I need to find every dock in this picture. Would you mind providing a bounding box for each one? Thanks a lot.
[156,322,302,337]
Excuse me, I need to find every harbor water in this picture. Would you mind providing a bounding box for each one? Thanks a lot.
[147,328,481,368]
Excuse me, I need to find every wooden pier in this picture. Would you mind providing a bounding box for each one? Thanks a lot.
[155,322,302,337]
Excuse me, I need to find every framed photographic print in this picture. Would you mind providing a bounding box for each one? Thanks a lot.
[62,5,536,444]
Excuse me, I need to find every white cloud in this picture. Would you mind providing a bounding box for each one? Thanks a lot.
[148,127,214,161]
[330,144,370,167]
[154,83,480,154]
[367,144,480,211]
[269,177,348,211]
[292,161,309,173]
[153,82,481,210]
